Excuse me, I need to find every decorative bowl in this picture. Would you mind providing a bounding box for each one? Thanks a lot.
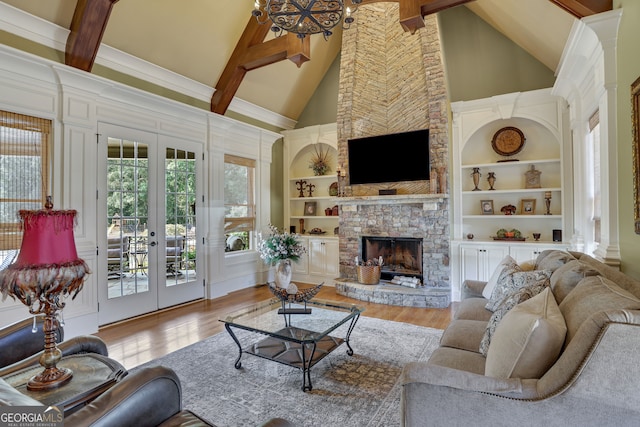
[268,282,323,303]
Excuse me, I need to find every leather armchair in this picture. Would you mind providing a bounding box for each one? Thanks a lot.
[0,316,108,377]
[1,365,293,427]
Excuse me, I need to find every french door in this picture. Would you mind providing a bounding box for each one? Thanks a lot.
[97,123,203,325]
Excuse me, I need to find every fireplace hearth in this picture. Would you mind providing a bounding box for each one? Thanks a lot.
[361,236,423,282]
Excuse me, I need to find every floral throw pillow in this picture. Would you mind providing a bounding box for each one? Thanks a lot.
[485,268,552,312]
[484,262,522,311]
[479,277,551,355]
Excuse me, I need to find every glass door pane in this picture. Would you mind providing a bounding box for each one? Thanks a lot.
[157,142,203,309]
[106,140,150,298]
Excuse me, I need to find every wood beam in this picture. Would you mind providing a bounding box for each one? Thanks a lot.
[359,0,475,34]
[211,16,310,115]
[65,0,119,71]
[548,0,612,18]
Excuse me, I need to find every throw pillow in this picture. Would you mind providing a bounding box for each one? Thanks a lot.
[550,260,600,304]
[485,288,567,379]
[536,250,576,273]
[485,269,551,312]
[482,255,518,300]
[478,277,550,355]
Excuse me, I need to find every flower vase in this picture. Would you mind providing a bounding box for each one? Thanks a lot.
[275,259,292,290]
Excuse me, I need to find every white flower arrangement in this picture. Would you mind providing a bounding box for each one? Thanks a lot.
[257,225,306,265]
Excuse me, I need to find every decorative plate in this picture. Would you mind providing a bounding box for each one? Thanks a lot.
[491,126,526,157]
[329,182,339,196]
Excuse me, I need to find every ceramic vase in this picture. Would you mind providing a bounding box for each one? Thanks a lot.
[275,259,292,289]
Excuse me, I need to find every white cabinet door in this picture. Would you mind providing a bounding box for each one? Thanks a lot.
[460,244,508,282]
[308,238,325,276]
[460,245,482,282]
[485,246,509,279]
[323,239,340,278]
[292,237,309,275]
[509,244,569,264]
[308,238,339,278]
[509,246,540,263]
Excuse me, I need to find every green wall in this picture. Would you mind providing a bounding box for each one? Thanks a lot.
[438,7,556,102]
[295,53,341,129]
[615,0,640,278]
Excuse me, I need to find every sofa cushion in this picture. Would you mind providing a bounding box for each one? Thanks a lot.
[427,347,487,375]
[453,298,493,322]
[479,276,550,355]
[550,260,600,304]
[439,319,488,353]
[559,275,640,344]
[485,268,551,312]
[482,255,518,300]
[535,250,576,273]
[485,288,566,379]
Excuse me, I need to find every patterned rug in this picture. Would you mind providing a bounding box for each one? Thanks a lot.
[134,316,442,427]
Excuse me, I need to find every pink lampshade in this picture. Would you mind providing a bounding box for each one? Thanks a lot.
[13,209,80,267]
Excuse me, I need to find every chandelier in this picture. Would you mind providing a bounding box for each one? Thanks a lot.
[252,0,362,39]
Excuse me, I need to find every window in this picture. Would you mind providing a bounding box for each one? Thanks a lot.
[0,111,50,252]
[224,154,255,251]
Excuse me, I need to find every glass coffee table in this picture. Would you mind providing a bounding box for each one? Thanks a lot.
[220,298,364,391]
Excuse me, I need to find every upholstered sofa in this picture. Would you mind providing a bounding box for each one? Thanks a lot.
[401,250,640,426]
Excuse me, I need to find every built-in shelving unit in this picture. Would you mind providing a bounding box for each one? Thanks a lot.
[282,124,340,285]
[449,89,573,300]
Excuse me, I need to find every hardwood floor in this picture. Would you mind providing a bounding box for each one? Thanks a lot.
[95,285,458,370]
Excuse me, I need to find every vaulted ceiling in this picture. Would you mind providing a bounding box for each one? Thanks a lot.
[0,0,611,124]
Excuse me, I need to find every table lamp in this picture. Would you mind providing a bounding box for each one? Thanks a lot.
[0,197,89,390]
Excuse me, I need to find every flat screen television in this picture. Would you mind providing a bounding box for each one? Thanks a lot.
[347,129,430,185]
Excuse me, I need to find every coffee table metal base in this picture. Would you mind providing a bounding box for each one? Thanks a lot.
[225,320,359,391]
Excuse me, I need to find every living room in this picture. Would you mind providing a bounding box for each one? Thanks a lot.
[1,0,640,425]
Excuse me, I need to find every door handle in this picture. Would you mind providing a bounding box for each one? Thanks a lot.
[149,241,157,247]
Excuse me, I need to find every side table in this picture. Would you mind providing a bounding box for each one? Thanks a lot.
[2,353,127,416]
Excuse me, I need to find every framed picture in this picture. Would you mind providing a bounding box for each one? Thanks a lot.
[521,199,536,215]
[480,200,494,215]
[304,201,317,216]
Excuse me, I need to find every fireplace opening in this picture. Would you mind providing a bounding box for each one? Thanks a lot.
[361,236,423,282]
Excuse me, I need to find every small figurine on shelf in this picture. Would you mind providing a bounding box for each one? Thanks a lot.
[296,180,307,198]
[500,204,517,215]
[306,182,315,197]
[525,165,542,189]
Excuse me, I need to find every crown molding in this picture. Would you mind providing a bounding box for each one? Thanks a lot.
[0,2,296,130]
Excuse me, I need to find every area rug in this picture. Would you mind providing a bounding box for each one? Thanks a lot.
[134,316,442,427]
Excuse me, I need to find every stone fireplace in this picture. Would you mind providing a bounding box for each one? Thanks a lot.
[334,3,451,307]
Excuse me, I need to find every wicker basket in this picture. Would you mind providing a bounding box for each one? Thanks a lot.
[357,265,381,285]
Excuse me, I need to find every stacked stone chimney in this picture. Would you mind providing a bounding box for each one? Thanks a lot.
[336,4,450,290]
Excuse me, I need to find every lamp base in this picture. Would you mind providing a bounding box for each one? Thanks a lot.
[27,366,73,391]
